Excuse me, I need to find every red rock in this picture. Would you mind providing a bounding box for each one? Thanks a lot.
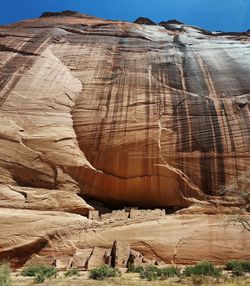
[0,12,249,208]
[0,11,250,268]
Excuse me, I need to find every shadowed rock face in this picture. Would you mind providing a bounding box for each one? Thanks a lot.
[0,13,250,209]
[134,17,156,25]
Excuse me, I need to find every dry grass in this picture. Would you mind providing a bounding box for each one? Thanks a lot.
[11,272,250,286]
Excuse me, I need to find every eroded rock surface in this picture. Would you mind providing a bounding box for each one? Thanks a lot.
[0,12,250,208]
[0,12,250,266]
[0,208,249,267]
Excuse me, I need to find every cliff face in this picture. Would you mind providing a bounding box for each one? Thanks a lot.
[0,11,250,267]
[0,12,249,208]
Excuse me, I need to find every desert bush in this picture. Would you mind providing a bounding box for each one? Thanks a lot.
[191,275,205,286]
[159,266,181,279]
[127,263,144,273]
[34,272,46,284]
[139,265,181,281]
[21,264,57,284]
[220,169,250,232]
[220,169,250,209]
[0,262,12,286]
[64,268,80,277]
[89,265,121,280]
[225,260,250,276]
[183,261,221,277]
[21,264,57,278]
[139,265,160,281]
[21,265,39,277]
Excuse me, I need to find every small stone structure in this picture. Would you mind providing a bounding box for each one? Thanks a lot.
[89,208,166,221]
[101,209,129,220]
[85,241,159,269]
[128,249,144,266]
[129,208,166,219]
[88,210,100,220]
[29,240,162,271]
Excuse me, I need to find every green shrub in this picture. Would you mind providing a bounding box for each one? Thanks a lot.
[21,264,57,278]
[34,272,45,284]
[64,268,80,277]
[89,265,121,280]
[21,264,57,284]
[241,261,250,272]
[0,262,12,286]
[139,265,160,281]
[127,263,144,273]
[225,260,250,276]
[183,261,221,277]
[159,266,181,279]
[139,265,181,281]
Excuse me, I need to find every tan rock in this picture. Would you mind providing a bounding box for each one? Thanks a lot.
[87,247,109,269]
[0,11,250,268]
[110,241,131,268]
[0,208,249,266]
[128,249,144,266]
[80,214,250,265]
[88,210,100,220]
[142,257,157,266]
[0,185,93,215]
[72,249,93,269]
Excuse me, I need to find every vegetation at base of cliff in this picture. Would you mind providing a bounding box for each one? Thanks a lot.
[183,261,222,278]
[0,262,12,286]
[129,261,221,281]
[89,265,121,280]
[127,263,182,280]
[6,259,250,285]
[21,264,57,283]
[225,260,250,276]
[139,265,159,281]
[127,263,144,273]
[128,264,181,281]
[64,268,80,277]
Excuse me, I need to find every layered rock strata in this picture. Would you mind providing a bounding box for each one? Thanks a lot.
[0,12,249,207]
[0,11,250,266]
[0,208,249,267]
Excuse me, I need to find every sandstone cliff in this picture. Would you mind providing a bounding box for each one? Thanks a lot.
[0,11,250,266]
[0,11,249,208]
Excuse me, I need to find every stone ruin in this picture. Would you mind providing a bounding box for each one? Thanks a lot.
[34,240,163,270]
[88,208,166,221]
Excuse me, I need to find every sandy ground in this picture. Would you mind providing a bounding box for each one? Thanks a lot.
[11,272,250,286]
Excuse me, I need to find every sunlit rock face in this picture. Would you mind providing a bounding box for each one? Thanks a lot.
[0,12,250,208]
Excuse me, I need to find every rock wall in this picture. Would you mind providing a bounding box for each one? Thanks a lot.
[0,208,249,267]
[0,12,249,208]
[0,12,250,267]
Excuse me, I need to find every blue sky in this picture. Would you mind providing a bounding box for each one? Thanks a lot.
[0,0,250,32]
